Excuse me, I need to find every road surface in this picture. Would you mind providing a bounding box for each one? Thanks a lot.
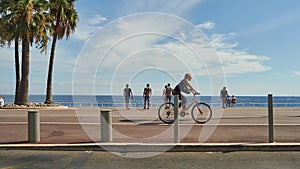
[0,150,299,169]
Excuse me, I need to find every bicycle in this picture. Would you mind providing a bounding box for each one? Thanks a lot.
[158,93,212,124]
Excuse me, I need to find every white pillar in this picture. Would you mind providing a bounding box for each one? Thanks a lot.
[100,109,112,142]
[28,110,40,142]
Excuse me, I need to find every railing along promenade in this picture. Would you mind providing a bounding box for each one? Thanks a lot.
[56,102,300,108]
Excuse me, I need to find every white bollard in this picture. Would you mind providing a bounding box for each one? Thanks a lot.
[28,110,40,142]
[100,109,112,142]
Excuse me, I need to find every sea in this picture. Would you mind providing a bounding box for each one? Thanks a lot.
[2,95,300,108]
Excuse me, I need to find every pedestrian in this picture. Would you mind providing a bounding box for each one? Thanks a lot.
[226,95,231,107]
[123,84,133,110]
[143,84,152,109]
[220,87,229,108]
[0,96,4,108]
[165,83,172,103]
[231,95,237,107]
[162,85,167,104]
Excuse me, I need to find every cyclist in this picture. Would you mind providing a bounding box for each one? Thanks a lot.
[173,73,200,111]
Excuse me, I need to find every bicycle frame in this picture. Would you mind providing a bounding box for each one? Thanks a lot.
[179,94,199,112]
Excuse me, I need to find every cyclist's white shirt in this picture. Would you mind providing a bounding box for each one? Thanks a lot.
[178,79,190,94]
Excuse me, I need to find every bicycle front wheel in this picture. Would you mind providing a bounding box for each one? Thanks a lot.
[158,102,175,124]
[191,102,212,124]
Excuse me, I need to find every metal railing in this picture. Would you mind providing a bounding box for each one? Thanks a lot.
[56,102,300,108]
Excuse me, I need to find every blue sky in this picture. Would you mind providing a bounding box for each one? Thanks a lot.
[1,0,300,96]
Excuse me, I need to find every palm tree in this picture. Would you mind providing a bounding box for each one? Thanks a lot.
[45,0,78,104]
[21,0,53,105]
[0,0,21,104]
[0,0,52,105]
[14,38,21,104]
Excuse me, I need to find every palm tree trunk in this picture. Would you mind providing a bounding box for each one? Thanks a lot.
[45,34,57,104]
[14,38,21,104]
[18,34,30,105]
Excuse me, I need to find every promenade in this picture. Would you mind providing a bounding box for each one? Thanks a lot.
[0,107,299,145]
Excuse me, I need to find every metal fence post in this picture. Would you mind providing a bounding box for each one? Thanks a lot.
[28,110,40,142]
[174,95,179,143]
[268,94,274,143]
[100,109,112,142]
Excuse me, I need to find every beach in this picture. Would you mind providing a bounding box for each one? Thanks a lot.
[0,107,299,144]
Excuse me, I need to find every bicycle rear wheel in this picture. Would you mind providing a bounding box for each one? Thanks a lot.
[191,102,212,124]
[158,102,175,124]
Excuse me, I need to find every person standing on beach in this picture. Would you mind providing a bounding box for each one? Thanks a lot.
[123,84,133,110]
[226,95,231,107]
[220,87,229,108]
[0,96,4,108]
[143,84,152,109]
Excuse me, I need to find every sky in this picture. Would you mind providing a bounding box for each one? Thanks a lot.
[1,0,300,96]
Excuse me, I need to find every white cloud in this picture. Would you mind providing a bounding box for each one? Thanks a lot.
[293,71,300,77]
[210,33,238,49]
[73,13,107,41]
[209,33,271,75]
[197,21,216,30]
[73,13,224,95]
[72,13,273,95]
[74,0,204,41]
[88,14,107,25]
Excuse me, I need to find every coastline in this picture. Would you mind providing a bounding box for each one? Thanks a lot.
[1,95,300,108]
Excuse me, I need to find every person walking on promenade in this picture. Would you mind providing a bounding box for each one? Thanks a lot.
[143,84,152,109]
[162,85,167,104]
[173,73,200,111]
[165,83,173,103]
[231,95,237,107]
[123,84,133,110]
[220,86,229,108]
[0,96,4,108]
[162,83,173,109]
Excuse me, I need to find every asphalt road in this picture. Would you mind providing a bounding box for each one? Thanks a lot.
[0,150,299,169]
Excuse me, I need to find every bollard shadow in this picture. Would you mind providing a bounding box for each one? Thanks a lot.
[70,141,95,144]
[0,141,29,144]
[119,119,161,125]
[120,119,159,123]
[138,122,160,126]
[285,115,300,118]
[119,119,135,122]
[221,116,267,120]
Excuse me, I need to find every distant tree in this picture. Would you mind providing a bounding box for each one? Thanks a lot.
[45,0,78,104]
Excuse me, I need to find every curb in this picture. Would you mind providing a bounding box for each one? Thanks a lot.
[0,143,300,152]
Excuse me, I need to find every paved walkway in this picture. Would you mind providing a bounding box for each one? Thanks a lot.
[0,107,299,151]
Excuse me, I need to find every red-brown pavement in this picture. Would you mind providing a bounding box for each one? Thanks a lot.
[0,107,299,144]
